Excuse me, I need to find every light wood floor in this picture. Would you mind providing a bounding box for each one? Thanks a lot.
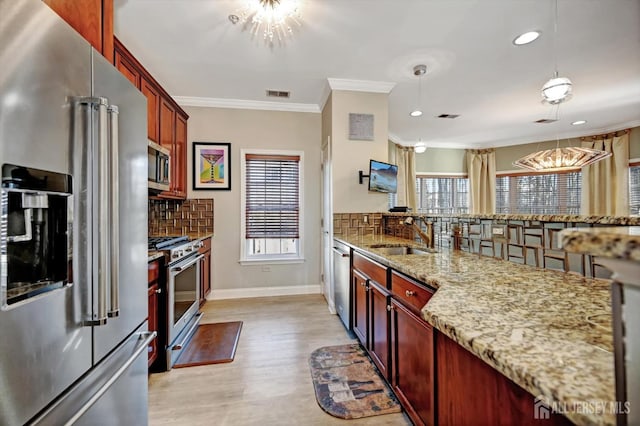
[148,294,411,426]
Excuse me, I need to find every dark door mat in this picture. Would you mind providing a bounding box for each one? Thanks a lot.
[309,343,401,419]
[173,321,242,368]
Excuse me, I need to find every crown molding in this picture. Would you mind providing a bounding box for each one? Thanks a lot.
[173,96,321,113]
[327,78,396,93]
[390,119,640,150]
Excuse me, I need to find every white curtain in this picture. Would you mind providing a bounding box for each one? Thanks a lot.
[466,148,496,214]
[581,132,630,216]
[390,144,417,211]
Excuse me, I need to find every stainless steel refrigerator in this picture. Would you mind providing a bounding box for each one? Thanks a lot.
[0,1,154,424]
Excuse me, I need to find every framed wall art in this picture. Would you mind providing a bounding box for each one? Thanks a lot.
[193,142,231,190]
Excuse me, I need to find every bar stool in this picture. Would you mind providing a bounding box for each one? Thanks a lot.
[542,225,569,272]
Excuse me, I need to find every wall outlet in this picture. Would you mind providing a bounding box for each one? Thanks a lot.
[363,215,368,223]
[262,266,271,272]
[492,226,505,236]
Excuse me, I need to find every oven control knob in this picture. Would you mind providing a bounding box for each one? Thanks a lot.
[172,252,179,259]
[185,246,193,252]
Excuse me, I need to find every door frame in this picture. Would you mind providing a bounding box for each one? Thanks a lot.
[321,136,335,313]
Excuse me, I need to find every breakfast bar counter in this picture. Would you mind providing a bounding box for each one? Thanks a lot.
[336,234,615,426]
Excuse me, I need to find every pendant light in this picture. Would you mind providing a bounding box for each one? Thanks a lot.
[541,0,572,104]
[410,65,427,117]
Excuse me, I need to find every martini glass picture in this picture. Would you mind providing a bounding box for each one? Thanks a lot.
[193,142,231,190]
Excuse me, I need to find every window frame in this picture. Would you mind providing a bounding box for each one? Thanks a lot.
[415,173,469,214]
[495,169,581,215]
[240,149,305,264]
[629,160,640,216]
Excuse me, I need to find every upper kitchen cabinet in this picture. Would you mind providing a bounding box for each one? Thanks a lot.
[43,0,114,63]
[113,37,188,199]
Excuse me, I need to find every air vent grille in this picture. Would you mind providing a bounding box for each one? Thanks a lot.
[266,90,290,98]
[437,114,460,119]
[534,118,558,124]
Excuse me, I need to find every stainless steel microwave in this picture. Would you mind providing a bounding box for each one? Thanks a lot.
[148,140,170,192]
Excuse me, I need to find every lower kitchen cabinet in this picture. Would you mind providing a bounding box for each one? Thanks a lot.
[436,331,572,426]
[352,270,368,346]
[390,298,435,426]
[198,237,212,306]
[147,283,159,367]
[368,279,391,380]
[147,259,162,367]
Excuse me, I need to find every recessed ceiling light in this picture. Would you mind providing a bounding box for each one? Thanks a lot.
[571,120,587,125]
[410,110,423,117]
[513,31,541,46]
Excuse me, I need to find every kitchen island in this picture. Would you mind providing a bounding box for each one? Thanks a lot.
[336,234,615,426]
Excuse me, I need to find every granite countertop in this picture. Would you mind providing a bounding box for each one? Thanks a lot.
[384,212,640,226]
[335,234,615,426]
[560,226,640,262]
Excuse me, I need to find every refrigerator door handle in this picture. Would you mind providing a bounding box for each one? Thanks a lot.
[64,331,156,426]
[29,330,157,426]
[107,105,120,318]
[75,96,109,326]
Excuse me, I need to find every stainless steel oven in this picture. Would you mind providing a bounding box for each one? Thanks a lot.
[148,236,203,369]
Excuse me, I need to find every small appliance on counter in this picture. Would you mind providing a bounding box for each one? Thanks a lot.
[148,236,204,370]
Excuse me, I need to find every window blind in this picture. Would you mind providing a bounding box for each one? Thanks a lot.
[245,154,300,239]
[496,171,581,214]
[630,164,640,215]
[416,176,469,214]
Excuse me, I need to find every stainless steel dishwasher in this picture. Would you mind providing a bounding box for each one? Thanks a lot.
[332,241,351,330]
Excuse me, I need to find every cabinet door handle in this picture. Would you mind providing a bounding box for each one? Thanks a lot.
[155,288,162,294]
[386,305,392,311]
[405,290,415,297]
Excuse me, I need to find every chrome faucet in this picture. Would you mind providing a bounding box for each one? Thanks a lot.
[403,217,433,248]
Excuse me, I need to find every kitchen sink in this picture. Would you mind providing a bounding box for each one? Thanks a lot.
[371,245,437,256]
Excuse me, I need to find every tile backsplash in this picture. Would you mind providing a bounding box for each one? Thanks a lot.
[148,198,214,236]
[333,213,383,237]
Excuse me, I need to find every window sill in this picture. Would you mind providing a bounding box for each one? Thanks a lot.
[239,258,305,266]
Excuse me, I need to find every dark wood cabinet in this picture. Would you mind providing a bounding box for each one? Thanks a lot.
[198,237,212,306]
[368,279,391,380]
[114,49,140,87]
[141,77,160,143]
[43,0,114,62]
[174,113,188,198]
[113,37,188,200]
[352,252,390,379]
[390,298,435,426]
[147,259,161,367]
[352,270,368,346]
[436,332,572,426]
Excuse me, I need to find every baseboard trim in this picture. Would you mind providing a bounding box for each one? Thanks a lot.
[208,285,322,300]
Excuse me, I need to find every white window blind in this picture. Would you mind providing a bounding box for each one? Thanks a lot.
[245,154,300,239]
[416,176,469,214]
[630,164,640,215]
[496,171,581,214]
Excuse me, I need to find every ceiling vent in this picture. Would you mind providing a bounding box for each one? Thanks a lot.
[266,90,290,98]
[534,118,558,124]
[437,114,459,119]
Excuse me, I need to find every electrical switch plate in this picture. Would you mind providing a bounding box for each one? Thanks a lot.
[363,215,368,223]
[492,226,505,236]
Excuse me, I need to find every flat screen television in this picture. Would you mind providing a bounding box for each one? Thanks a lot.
[368,159,398,193]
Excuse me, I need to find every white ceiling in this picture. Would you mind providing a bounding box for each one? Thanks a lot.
[114,0,640,149]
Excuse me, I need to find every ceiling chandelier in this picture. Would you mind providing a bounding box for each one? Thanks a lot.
[415,141,427,154]
[541,0,572,104]
[229,0,302,44]
[513,146,611,172]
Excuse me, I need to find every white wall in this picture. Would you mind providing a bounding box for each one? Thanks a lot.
[329,90,390,213]
[185,106,322,295]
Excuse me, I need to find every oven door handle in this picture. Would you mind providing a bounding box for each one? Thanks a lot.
[171,254,204,273]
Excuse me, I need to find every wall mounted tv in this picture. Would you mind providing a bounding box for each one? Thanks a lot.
[368,159,398,194]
